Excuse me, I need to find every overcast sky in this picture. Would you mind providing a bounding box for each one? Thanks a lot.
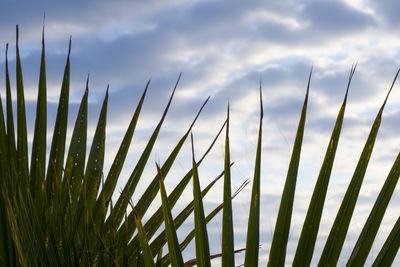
[1,0,400,265]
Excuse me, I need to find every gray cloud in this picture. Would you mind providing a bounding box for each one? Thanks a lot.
[300,1,376,34]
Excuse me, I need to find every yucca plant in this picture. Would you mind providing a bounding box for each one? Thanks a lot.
[1,26,400,266]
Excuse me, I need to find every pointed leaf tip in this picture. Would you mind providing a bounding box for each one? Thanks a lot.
[383,68,400,107]
[162,74,181,118]
[226,103,230,133]
[68,36,72,58]
[190,133,195,161]
[175,73,182,87]
[344,64,357,102]
[141,80,150,98]
[175,72,182,90]
[306,67,313,98]
[156,163,162,182]
[85,74,90,93]
[187,97,209,133]
[16,25,19,45]
[260,81,263,119]
[41,13,46,46]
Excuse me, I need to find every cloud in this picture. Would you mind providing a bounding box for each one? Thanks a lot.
[300,1,376,35]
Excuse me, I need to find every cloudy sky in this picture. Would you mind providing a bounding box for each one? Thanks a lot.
[1,0,400,265]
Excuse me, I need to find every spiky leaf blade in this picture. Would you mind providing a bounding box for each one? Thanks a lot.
[30,27,47,196]
[160,180,248,266]
[347,152,400,266]
[5,44,17,177]
[372,216,400,266]
[147,167,225,257]
[0,91,8,175]
[222,105,234,267]
[132,208,155,267]
[318,69,400,266]
[115,97,210,242]
[0,80,14,267]
[62,82,88,209]
[84,88,108,209]
[99,80,149,218]
[191,134,211,267]
[46,38,71,199]
[98,74,180,219]
[15,25,29,181]
[244,83,263,267]
[157,164,184,267]
[293,65,355,266]
[268,70,311,266]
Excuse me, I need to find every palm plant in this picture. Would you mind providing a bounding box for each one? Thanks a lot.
[1,26,400,266]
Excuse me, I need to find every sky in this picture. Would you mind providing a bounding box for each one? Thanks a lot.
[1,0,400,265]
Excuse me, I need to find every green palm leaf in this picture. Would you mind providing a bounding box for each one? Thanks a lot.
[98,75,180,224]
[191,133,211,267]
[159,180,248,267]
[99,80,150,223]
[126,121,225,261]
[372,216,400,266]
[30,26,47,197]
[83,87,108,210]
[347,152,400,266]
[125,200,155,267]
[157,164,184,267]
[244,83,263,267]
[46,37,71,201]
[15,25,29,181]
[318,68,400,266]
[112,96,209,241]
[148,167,226,259]
[63,81,88,202]
[5,44,17,178]
[268,69,311,266]
[293,65,355,266]
[0,71,15,267]
[222,104,234,267]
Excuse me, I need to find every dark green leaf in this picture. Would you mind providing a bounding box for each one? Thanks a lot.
[347,152,400,266]
[84,87,108,210]
[244,83,263,267]
[222,104,234,267]
[293,65,355,266]
[115,96,210,242]
[46,38,71,201]
[147,167,226,258]
[99,81,149,220]
[5,43,17,178]
[268,69,311,266]
[98,75,180,222]
[191,134,211,267]
[15,25,29,181]
[30,26,47,197]
[372,216,400,266]
[127,201,155,267]
[157,164,184,267]
[160,180,248,266]
[318,68,400,266]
